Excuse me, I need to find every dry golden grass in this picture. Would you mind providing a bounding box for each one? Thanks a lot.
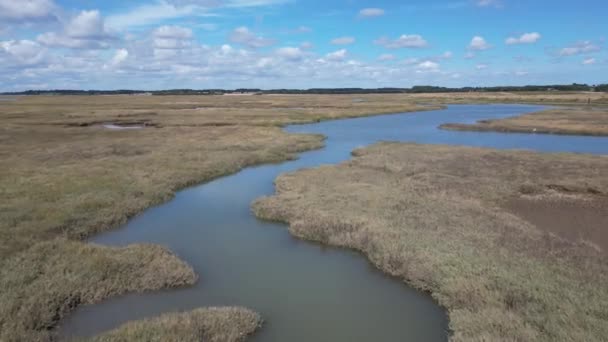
[83,307,260,342]
[0,94,433,340]
[441,107,608,136]
[253,143,608,341]
[406,91,608,106]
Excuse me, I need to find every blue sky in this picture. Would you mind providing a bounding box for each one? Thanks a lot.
[1,0,606,90]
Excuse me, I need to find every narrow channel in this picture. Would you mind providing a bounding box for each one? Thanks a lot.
[59,104,608,341]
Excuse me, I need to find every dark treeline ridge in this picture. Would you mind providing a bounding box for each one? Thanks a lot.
[2,84,607,95]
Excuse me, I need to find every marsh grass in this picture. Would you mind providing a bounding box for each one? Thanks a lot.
[0,241,196,341]
[253,143,608,341]
[441,107,608,136]
[83,307,260,342]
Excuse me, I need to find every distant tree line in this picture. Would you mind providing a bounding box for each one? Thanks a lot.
[2,83,607,96]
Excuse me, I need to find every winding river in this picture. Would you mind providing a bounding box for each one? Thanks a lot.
[59,104,608,341]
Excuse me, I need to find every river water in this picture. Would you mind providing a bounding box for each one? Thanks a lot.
[59,104,608,341]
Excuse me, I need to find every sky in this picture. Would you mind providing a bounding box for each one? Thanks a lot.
[0,0,607,91]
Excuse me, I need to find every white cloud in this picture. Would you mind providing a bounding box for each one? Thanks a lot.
[358,8,385,18]
[37,10,113,49]
[559,41,601,56]
[378,53,396,61]
[469,36,491,50]
[416,60,439,72]
[153,25,193,50]
[154,25,193,39]
[441,51,453,59]
[326,49,347,61]
[229,26,275,48]
[582,57,596,65]
[514,70,529,76]
[107,48,129,68]
[476,63,488,70]
[0,40,46,65]
[331,36,355,45]
[275,47,304,60]
[107,0,288,30]
[506,32,541,45]
[374,34,428,49]
[0,0,56,20]
[66,10,106,38]
[106,2,205,31]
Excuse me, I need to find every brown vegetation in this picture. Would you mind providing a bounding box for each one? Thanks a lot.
[0,241,196,341]
[253,143,608,341]
[84,307,260,342]
[408,91,608,106]
[441,107,608,136]
[0,94,432,340]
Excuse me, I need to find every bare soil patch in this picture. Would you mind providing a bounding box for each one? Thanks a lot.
[505,195,608,253]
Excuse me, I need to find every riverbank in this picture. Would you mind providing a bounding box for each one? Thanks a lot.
[0,94,435,340]
[253,142,608,341]
[440,107,608,136]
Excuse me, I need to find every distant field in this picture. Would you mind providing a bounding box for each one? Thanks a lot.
[253,143,608,341]
[407,91,608,106]
[441,107,608,136]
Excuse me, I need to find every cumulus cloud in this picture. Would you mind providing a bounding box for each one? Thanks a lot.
[559,41,601,56]
[374,34,428,49]
[229,26,275,48]
[476,63,488,70]
[275,47,304,60]
[107,48,129,68]
[468,36,491,50]
[153,25,193,50]
[37,10,113,49]
[0,0,56,21]
[0,40,46,65]
[326,49,347,61]
[331,36,355,45]
[416,60,440,72]
[358,8,384,18]
[506,32,541,45]
[582,57,596,65]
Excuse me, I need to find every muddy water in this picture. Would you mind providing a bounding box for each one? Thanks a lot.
[59,104,608,341]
